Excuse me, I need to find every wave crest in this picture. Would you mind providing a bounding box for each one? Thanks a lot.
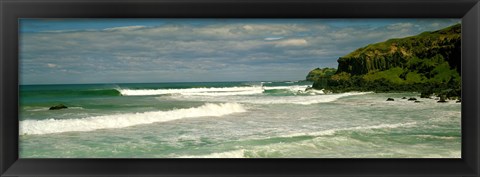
[20,103,246,135]
[117,87,264,96]
[117,85,317,96]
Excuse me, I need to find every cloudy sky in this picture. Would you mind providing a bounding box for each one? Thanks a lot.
[20,18,460,85]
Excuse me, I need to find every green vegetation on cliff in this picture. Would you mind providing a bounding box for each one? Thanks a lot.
[306,68,337,88]
[308,24,461,98]
[337,24,461,75]
[306,68,337,81]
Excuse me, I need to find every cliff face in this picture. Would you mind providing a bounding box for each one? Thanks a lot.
[307,24,462,97]
[306,67,337,88]
[336,24,461,75]
[306,68,336,81]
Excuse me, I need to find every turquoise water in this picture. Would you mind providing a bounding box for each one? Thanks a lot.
[19,81,461,158]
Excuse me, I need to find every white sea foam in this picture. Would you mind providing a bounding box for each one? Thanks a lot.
[413,135,457,140]
[117,85,317,97]
[27,107,50,112]
[166,92,370,105]
[264,85,311,93]
[281,122,417,137]
[177,122,418,158]
[117,87,264,96]
[178,149,246,158]
[68,107,84,110]
[20,103,246,135]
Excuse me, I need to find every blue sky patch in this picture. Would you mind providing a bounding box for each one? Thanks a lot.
[19,18,460,84]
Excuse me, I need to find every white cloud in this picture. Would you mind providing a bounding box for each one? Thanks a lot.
[242,25,254,30]
[387,23,414,31]
[20,19,461,84]
[430,23,440,27]
[46,63,57,68]
[274,39,308,47]
[43,29,84,33]
[264,37,283,41]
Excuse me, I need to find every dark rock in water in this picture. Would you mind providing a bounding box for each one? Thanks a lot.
[408,97,417,101]
[437,98,447,103]
[437,95,447,103]
[414,100,421,103]
[402,97,407,99]
[49,104,68,110]
[456,99,461,103]
[386,98,394,101]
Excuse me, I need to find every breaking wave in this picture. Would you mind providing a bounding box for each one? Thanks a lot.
[117,85,317,96]
[20,103,246,135]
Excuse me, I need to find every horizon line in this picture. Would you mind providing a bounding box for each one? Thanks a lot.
[19,79,312,86]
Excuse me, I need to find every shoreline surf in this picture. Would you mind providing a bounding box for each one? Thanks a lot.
[19,81,461,158]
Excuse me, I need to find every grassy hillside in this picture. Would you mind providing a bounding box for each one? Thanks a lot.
[308,24,461,98]
[337,24,461,75]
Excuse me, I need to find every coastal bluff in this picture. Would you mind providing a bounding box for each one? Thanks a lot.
[337,24,460,75]
[307,24,461,98]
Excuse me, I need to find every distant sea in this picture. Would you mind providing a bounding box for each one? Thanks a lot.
[19,81,461,158]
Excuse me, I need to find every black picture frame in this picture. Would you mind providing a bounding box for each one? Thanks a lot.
[1,0,479,176]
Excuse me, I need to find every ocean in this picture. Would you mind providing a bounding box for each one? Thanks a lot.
[19,81,461,158]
